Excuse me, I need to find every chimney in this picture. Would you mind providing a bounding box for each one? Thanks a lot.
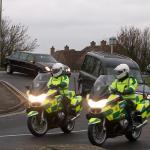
[64,45,69,51]
[90,41,96,47]
[101,40,107,47]
[50,46,55,56]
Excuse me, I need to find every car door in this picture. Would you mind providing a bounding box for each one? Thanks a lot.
[18,52,29,73]
[26,54,37,74]
[7,52,21,72]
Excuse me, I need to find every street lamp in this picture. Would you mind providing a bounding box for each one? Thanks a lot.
[0,0,2,67]
[109,37,117,54]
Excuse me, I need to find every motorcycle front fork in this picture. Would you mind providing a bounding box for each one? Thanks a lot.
[38,111,45,124]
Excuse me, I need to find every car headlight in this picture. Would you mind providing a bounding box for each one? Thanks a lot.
[147,95,150,100]
[45,66,51,72]
[28,94,47,103]
[88,99,108,109]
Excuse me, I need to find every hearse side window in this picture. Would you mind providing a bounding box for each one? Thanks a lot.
[92,59,101,77]
[19,53,29,61]
[81,55,102,77]
[35,54,57,63]
[11,52,20,59]
[81,55,95,74]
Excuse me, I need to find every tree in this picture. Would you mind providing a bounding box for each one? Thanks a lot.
[140,27,150,69]
[1,18,38,65]
[117,26,150,71]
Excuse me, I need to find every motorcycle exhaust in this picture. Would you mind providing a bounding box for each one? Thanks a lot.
[136,120,148,129]
[71,113,80,121]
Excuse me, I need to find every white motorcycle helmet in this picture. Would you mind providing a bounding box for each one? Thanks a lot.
[114,64,130,80]
[52,63,63,77]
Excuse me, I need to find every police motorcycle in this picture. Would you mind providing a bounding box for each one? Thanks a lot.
[26,73,82,137]
[86,75,150,146]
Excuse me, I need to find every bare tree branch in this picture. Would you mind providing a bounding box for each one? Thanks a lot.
[1,18,39,63]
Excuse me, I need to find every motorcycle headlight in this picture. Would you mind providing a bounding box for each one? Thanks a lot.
[88,99,107,109]
[28,94,47,103]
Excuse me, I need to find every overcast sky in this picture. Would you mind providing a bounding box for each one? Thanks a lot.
[3,0,150,53]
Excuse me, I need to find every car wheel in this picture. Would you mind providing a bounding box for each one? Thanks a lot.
[6,65,13,74]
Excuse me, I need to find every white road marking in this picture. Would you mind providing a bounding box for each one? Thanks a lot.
[0,110,26,118]
[0,130,87,138]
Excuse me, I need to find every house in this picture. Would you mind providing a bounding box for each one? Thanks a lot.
[50,40,125,70]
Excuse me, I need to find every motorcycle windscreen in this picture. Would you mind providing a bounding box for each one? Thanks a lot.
[90,75,115,101]
[31,73,52,95]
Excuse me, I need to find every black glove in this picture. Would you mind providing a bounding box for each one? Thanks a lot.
[49,84,58,89]
[123,88,133,95]
[110,88,117,94]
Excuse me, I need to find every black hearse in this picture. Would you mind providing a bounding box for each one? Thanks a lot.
[78,51,148,95]
[5,51,71,76]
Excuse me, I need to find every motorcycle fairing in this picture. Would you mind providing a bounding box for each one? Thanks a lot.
[28,111,39,117]
[88,118,101,125]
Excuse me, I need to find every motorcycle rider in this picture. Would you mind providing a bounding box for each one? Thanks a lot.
[47,63,69,95]
[109,64,140,126]
[47,63,78,115]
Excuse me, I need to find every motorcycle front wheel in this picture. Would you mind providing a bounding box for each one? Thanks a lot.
[60,118,75,134]
[27,115,48,137]
[88,122,107,146]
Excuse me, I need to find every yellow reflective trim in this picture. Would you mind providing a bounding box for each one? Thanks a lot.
[136,104,144,112]
[108,94,118,101]
[106,115,114,121]
[76,96,82,103]
[75,105,82,112]
[141,111,147,119]
[71,98,77,105]
[46,108,51,113]
[47,89,57,95]
[89,118,101,124]
[148,110,150,117]
[43,99,50,105]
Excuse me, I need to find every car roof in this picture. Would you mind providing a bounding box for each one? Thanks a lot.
[15,51,50,55]
[87,51,140,69]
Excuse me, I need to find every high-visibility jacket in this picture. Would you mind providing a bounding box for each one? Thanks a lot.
[47,75,82,113]
[109,76,138,100]
[47,75,69,95]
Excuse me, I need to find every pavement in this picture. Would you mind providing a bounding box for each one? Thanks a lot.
[0,71,150,150]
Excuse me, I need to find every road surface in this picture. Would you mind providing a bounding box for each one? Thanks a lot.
[0,72,150,150]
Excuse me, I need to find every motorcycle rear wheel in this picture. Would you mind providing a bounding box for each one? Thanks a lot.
[27,116,48,137]
[88,122,107,146]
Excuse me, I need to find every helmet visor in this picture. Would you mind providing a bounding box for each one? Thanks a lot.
[115,70,123,75]
[52,69,60,75]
